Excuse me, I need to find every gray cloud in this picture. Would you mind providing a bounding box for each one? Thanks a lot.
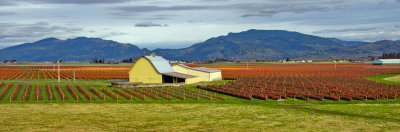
[0,0,132,5]
[95,32,130,38]
[0,0,16,6]
[114,5,209,13]
[143,14,179,20]
[0,12,16,16]
[113,1,346,18]
[110,12,177,20]
[32,0,132,4]
[135,21,168,27]
[0,22,83,47]
[239,3,342,17]
[313,27,380,34]
[241,10,278,17]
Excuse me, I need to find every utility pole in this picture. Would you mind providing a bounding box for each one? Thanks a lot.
[246,61,249,70]
[334,60,336,69]
[57,60,60,83]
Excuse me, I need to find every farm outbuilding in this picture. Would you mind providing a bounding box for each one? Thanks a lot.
[372,59,400,65]
[129,54,200,84]
[172,64,222,82]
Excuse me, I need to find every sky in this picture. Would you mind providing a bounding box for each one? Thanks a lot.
[0,0,399,49]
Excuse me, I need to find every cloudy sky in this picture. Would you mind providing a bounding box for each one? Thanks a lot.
[0,0,399,49]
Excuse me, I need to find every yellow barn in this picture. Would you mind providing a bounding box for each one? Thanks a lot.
[129,54,200,84]
[172,64,222,82]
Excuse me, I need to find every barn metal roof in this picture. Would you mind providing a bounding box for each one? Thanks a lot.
[144,55,175,73]
[178,64,221,73]
[162,72,197,79]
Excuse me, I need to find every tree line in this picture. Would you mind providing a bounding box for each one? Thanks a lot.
[379,52,400,59]
[91,57,138,64]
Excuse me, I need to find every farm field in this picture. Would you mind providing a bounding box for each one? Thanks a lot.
[0,63,399,131]
[200,63,400,101]
[0,103,399,131]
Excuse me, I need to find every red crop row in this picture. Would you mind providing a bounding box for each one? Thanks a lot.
[89,86,105,100]
[9,83,21,101]
[155,88,184,100]
[135,89,158,100]
[46,83,53,100]
[66,84,78,100]
[197,85,253,100]
[124,88,146,100]
[0,83,12,100]
[103,88,118,100]
[113,89,131,100]
[56,84,65,101]
[144,88,170,100]
[0,65,130,80]
[171,87,197,100]
[198,64,400,101]
[35,84,40,100]
[76,84,92,100]
[23,84,31,100]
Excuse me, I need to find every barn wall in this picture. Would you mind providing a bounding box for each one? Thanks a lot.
[185,77,201,84]
[129,58,162,83]
[172,65,222,81]
[210,72,222,81]
[172,65,210,81]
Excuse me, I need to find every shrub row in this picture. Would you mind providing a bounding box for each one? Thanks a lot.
[76,84,92,100]
[136,89,157,100]
[66,84,78,100]
[56,84,65,101]
[23,84,31,100]
[9,83,21,101]
[124,88,145,100]
[0,83,12,100]
[35,84,40,100]
[46,83,53,100]
[102,88,118,100]
[113,89,131,100]
[89,86,105,100]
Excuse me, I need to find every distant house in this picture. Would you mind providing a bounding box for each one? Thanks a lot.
[129,53,200,84]
[372,59,400,65]
[172,64,222,82]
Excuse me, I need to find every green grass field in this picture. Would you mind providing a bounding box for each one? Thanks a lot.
[0,103,399,131]
[366,74,400,85]
[0,77,399,131]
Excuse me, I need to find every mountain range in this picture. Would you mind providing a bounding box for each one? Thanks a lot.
[0,29,399,62]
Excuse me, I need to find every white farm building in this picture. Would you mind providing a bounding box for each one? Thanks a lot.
[172,64,222,82]
[372,59,400,65]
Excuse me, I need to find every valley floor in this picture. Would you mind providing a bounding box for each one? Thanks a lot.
[0,103,399,131]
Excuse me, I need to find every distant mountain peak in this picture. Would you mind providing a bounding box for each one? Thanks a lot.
[373,40,398,44]
[74,36,89,39]
[228,29,296,36]
[68,37,102,41]
[154,30,399,60]
[0,37,148,62]
[36,37,60,43]
[326,38,366,46]
[0,29,399,62]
